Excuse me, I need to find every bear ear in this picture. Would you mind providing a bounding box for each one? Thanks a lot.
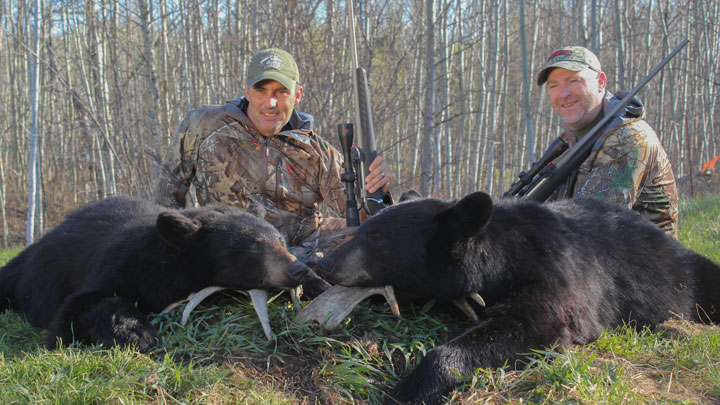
[439,192,493,236]
[399,189,423,203]
[156,211,202,250]
[246,203,267,219]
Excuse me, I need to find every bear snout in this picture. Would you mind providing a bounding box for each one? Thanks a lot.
[312,254,373,287]
[288,260,310,282]
[289,261,331,298]
[313,256,334,279]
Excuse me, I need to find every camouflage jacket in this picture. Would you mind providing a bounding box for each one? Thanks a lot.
[153,97,349,245]
[555,91,679,238]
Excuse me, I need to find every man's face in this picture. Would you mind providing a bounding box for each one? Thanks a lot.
[244,79,303,137]
[547,67,606,130]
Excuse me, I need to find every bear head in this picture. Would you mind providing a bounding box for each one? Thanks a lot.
[156,204,326,294]
[316,191,493,300]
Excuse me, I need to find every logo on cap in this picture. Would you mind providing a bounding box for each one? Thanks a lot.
[547,50,572,61]
[259,54,284,70]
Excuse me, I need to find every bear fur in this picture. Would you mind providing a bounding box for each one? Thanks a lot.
[316,191,720,404]
[0,196,328,352]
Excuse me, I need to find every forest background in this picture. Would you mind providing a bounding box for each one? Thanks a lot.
[0,0,718,247]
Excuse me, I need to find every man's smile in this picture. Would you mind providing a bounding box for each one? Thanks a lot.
[560,100,578,109]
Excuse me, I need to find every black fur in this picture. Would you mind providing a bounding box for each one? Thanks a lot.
[317,192,720,404]
[0,196,328,352]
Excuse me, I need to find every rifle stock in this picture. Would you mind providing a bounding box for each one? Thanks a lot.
[509,39,688,202]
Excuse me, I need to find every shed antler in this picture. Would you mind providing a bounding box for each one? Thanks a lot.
[295,285,399,329]
[161,286,275,341]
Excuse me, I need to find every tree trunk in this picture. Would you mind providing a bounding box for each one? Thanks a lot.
[0,0,7,246]
[0,136,7,247]
[614,0,626,89]
[452,0,466,198]
[485,0,499,195]
[471,0,487,191]
[496,0,508,193]
[159,0,172,146]
[519,0,535,170]
[26,0,40,244]
[137,0,162,172]
[420,0,436,197]
[440,1,451,198]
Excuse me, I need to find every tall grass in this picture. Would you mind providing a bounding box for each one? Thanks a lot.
[1,195,719,403]
[679,194,720,260]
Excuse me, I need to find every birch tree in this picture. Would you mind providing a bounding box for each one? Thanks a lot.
[25,0,40,244]
[0,0,718,246]
[519,0,535,168]
[420,0,436,196]
[137,0,162,172]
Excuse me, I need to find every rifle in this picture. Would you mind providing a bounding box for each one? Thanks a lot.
[337,0,386,226]
[504,39,688,202]
[338,123,361,227]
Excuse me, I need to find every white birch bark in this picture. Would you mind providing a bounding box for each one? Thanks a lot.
[25,0,41,244]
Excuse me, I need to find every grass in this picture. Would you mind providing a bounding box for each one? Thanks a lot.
[0,247,22,268]
[678,194,720,259]
[1,195,720,403]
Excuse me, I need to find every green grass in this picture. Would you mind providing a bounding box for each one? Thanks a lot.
[679,194,720,260]
[0,247,22,267]
[1,195,719,403]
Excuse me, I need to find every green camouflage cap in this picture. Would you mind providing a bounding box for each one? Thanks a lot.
[246,48,299,90]
[537,46,602,86]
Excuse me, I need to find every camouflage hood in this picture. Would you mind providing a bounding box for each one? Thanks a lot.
[604,90,645,121]
[597,90,645,141]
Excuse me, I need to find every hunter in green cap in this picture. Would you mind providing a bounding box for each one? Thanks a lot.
[535,45,679,238]
[154,47,393,259]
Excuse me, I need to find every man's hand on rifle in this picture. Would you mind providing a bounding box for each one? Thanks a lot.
[364,156,391,193]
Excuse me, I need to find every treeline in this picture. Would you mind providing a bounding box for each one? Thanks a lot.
[1,0,718,247]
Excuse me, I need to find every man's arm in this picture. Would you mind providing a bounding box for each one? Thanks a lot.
[315,141,350,218]
[153,115,196,208]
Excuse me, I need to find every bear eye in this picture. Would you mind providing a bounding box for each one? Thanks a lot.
[366,232,382,241]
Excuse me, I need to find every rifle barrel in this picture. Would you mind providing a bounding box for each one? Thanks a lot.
[348,0,364,140]
[347,0,384,215]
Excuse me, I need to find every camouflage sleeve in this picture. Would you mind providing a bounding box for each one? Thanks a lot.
[574,124,653,208]
[152,113,197,209]
[316,141,348,218]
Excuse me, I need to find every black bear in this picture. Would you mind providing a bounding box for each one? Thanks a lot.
[313,191,720,404]
[0,196,329,352]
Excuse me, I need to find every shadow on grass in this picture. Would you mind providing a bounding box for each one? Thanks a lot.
[0,309,46,357]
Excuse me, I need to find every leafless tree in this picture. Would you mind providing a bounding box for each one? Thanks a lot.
[0,0,717,246]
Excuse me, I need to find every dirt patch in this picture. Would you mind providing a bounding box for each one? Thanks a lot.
[219,352,351,404]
